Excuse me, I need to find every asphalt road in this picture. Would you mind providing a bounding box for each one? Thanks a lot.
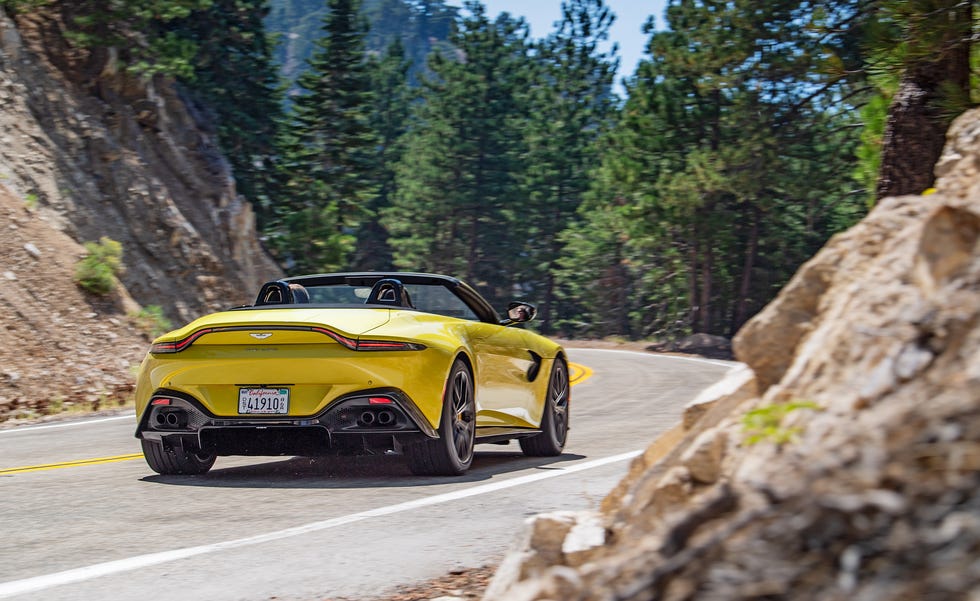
[0,349,735,601]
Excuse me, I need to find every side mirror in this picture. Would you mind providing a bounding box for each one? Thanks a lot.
[503,301,537,325]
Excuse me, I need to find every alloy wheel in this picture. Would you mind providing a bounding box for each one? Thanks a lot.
[450,368,475,463]
[550,361,569,445]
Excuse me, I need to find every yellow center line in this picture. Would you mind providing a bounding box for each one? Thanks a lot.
[0,453,144,475]
[4,362,596,476]
[568,362,594,386]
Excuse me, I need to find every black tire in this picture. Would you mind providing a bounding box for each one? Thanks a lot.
[407,359,476,476]
[141,439,216,475]
[520,357,569,457]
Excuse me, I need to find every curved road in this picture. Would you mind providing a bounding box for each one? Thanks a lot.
[0,349,734,600]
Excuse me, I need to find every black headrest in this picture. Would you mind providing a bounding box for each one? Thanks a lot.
[366,278,412,307]
[289,283,310,303]
[255,280,292,306]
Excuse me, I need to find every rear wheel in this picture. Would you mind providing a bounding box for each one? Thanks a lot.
[407,359,475,476]
[520,357,569,457]
[141,439,216,475]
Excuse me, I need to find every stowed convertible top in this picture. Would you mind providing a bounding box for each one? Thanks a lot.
[284,272,464,288]
[246,272,502,324]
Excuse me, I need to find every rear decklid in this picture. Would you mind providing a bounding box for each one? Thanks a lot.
[151,308,391,352]
[142,308,417,417]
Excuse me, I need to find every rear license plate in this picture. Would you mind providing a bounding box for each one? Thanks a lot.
[238,388,289,414]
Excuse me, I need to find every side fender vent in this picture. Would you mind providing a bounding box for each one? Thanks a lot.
[526,351,543,382]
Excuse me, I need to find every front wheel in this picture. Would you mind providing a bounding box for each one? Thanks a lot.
[520,357,569,457]
[407,359,476,476]
[141,439,216,475]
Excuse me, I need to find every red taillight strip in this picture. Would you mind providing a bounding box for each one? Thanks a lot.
[309,329,423,351]
[150,342,177,354]
[150,328,213,354]
[176,328,212,351]
[356,340,426,351]
[150,325,425,354]
[311,327,358,350]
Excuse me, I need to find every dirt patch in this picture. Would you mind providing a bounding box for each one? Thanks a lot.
[0,184,149,426]
[324,564,496,601]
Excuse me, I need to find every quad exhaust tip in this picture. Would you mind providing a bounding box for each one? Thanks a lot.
[358,409,396,428]
[376,410,395,426]
[154,410,188,429]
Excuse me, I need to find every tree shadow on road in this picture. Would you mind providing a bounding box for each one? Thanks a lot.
[141,448,587,489]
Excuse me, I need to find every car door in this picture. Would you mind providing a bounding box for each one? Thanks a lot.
[468,322,538,428]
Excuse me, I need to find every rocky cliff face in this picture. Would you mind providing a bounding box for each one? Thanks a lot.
[485,109,980,600]
[0,8,280,322]
[0,7,281,420]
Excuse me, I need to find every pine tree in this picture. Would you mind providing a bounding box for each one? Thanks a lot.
[267,0,459,92]
[402,0,458,84]
[559,0,868,339]
[16,0,284,219]
[520,0,618,333]
[272,0,377,273]
[19,0,213,79]
[870,0,975,198]
[383,2,532,305]
[173,0,284,217]
[349,39,412,270]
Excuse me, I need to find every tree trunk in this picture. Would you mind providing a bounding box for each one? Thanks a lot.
[598,245,629,337]
[876,1,972,199]
[734,205,759,333]
[699,240,713,333]
[876,66,950,198]
[541,268,555,335]
[688,229,700,333]
[540,185,566,335]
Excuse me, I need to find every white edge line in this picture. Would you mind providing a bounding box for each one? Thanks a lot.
[0,450,641,599]
[571,347,741,369]
[0,415,134,435]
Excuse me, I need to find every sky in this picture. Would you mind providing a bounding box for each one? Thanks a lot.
[451,1,668,93]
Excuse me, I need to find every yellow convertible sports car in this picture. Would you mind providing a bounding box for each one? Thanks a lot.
[134,273,569,476]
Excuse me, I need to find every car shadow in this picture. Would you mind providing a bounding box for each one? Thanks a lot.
[140,449,588,489]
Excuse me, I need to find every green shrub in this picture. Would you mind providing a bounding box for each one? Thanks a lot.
[130,305,173,337]
[74,237,123,295]
[741,400,821,446]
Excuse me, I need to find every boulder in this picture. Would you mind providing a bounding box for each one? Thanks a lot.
[483,107,980,601]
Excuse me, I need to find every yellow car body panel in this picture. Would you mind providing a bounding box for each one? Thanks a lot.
[134,306,562,430]
[135,309,456,428]
[342,309,560,428]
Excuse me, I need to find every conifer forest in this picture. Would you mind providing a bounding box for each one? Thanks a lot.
[5,0,976,339]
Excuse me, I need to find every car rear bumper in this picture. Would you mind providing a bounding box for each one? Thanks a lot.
[136,388,437,456]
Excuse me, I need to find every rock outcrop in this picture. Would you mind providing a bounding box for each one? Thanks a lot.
[0,7,281,420]
[0,7,281,323]
[485,109,980,600]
